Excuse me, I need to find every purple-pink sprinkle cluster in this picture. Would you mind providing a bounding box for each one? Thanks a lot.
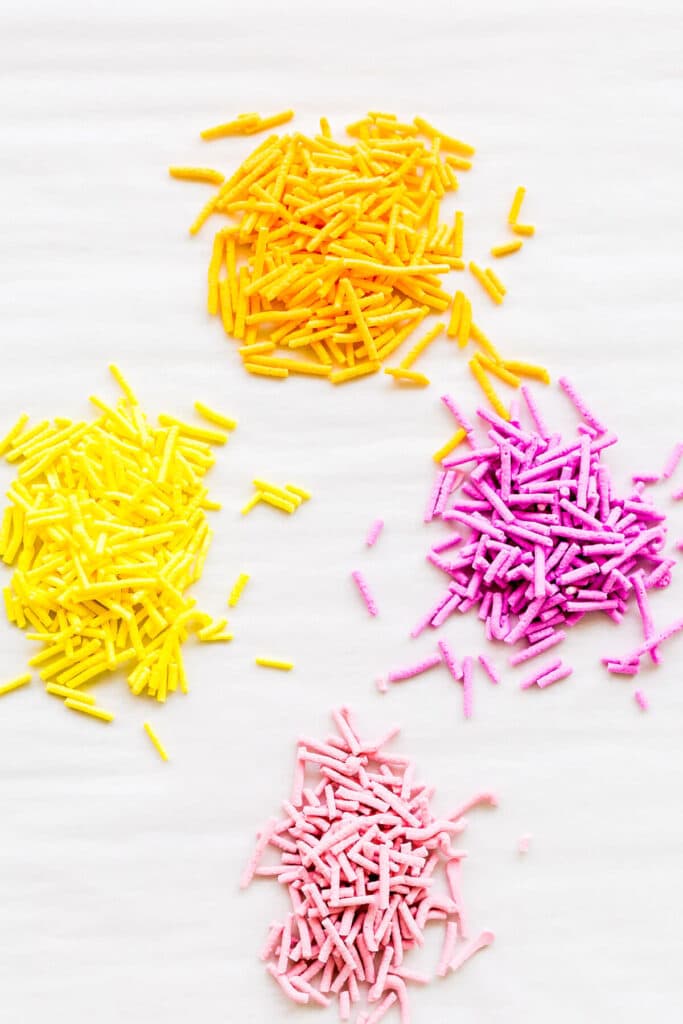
[420,380,674,682]
[242,708,496,1023]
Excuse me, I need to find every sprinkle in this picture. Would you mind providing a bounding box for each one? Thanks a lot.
[194,401,237,431]
[45,683,96,705]
[512,223,535,237]
[507,187,526,225]
[351,570,379,617]
[228,573,250,607]
[387,653,442,683]
[477,655,501,684]
[462,656,474,717]
[662,442,683,480]
[491,241,523,258]
[255,657,294,671]
[454,211,464,258]
[384,367,430,386]
[169,166,225,185]
[634,689,649,711]
[144,722,169,761]
[243,709,495,1020]
[200,111,292,140]
[400,323,444,369]
[0,672,31,698]
[484,267,507,297]
[241,492,263,515]
[433,428,468,464]
[365,519,384,548]
[518,834,531,854]
[64,698,114,723]
[469,262,503,305]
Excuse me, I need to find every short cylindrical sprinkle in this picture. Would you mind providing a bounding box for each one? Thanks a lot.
[351,570,379,617]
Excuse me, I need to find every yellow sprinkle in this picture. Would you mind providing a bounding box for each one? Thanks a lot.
[0,414,29,458]
[432,428,468,463]
[0,672,31,698]
[512,223,535,237]
[457,295,472,348]
[285,483,311,501]
[384,367,430,386]
[46,683,96,705]
[238,341,276,357]
[200,114,261,140]
[255,657,293,671]
[109,364,138,404]
[247,356,331,378]
[413,117,475,157]
[158,414,228,445]
[469,322,502,361]
[484,267,507,297]
[508,186,526,225]
[228,573,250,607]
[241,492,263,515]
[503,359,550,385]
[400,323,444,369]
[253,479,302,505]
[320,117,332,138]
[491,240,523,258]
[447,291,464,338]
[260,492,297,514]
[194,401,237,431]
[329,361,381,385]
[64,699,114,723]
[244,363,289,379]
[144,722,169,761]
[252,110,295,133]
[469,358,510,420]
[473,352,521,388]
[469,262,503,305]
[453,211,464,259]
[169,166,225,185]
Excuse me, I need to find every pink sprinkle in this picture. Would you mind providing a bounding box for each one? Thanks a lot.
[662,442,683,480]
[509,630,566,667]
[536,662,573,688]
[462,656,474,718]
[520,658,562,690]
[366,519,384,548]
[558,376,607,435]
[438,639,463,681]
[477,654,500,684]
[387,652,442,683]
[518,834,532,854]
[634,689,649,711]
[351,570,378,617]
[448,929,495,974]
[376,676,388,694]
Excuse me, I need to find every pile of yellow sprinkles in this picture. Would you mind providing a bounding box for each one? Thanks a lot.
[0,366,234,721]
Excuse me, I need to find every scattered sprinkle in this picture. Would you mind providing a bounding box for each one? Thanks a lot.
[228,573,251,607]
[0,672,31,698]
[365,519,385,548]
[351,570,379,617]
[255,657,294,671]
[634,689,649,711]
[144,722,169,760]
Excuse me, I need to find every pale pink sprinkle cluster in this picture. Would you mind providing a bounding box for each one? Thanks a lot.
[242,708,496,1022]
[420,380,674,691]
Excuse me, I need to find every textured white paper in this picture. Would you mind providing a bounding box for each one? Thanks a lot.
[1,1,683,1021]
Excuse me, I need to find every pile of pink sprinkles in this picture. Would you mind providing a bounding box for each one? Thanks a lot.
[242,708,496,1023]
[416,379,678,697]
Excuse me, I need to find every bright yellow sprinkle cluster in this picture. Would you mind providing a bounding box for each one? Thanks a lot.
[0,366,233,708]
[180,112,474,382]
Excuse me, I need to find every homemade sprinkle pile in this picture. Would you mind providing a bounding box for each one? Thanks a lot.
[417,379,674,689]
[242,708,496,1022]
[172,111,546,403]
[0,366,233,721]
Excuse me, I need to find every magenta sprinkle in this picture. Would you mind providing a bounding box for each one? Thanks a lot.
[387,652,442,683]
[351,570,379,617]
[477,654,501,684]
[418,380,673,696]
[365,519,384,548]
[243,708,496,1021]
[634,689,649,711]
[662,442,683,481]
[462,656,474,718]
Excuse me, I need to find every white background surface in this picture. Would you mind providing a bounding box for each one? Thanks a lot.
[1,1,683,1021]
